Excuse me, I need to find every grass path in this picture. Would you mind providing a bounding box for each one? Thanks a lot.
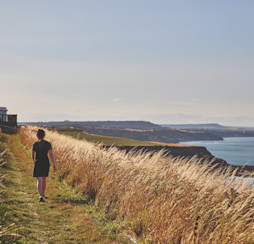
[1,134,131,243]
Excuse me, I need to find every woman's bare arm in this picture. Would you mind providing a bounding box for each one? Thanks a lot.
[49,150,57,171]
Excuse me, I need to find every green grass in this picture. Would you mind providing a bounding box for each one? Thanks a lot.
[0,133,134,243]
[58,130,167,146]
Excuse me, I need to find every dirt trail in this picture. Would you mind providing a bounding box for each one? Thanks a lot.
[2,134,127,243]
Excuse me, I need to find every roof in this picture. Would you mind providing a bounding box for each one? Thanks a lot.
[0,107,8,112]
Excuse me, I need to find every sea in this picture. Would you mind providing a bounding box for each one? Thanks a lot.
[180,137,254,166]
[180,137,254,186]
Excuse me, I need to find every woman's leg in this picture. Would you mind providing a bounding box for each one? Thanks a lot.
[36,177,43,197]
[42,177,47,196]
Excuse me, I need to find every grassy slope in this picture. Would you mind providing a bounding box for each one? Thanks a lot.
[58,130,191,147]
[78,127,222,143]
[0,133,133,243]
[21,127,254,243]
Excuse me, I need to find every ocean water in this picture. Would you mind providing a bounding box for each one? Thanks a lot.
[180,137,254,166]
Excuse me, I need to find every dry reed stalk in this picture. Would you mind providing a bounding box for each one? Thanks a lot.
[19,126,254,243]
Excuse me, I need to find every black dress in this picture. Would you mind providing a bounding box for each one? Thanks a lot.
[32,140,52,177]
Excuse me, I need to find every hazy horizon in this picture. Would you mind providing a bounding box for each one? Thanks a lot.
[18,119,254,129]
[1,1,254,127]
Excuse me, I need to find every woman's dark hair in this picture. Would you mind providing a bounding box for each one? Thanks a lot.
[37,129,45,139]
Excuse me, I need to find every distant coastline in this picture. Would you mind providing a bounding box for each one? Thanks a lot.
[19,121,254,144]
[18,120,249,143]
[180,137,254,167]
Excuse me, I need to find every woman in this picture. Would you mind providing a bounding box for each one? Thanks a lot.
[32,129,56,202]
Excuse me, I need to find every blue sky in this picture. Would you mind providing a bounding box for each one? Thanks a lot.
[1,1,254,126]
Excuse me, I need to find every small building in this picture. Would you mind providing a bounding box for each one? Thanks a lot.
[0,107,8,122]
[0,107,17,133]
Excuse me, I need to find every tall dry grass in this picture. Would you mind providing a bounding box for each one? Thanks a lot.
[0,134,20,240]
[19,126,254,243]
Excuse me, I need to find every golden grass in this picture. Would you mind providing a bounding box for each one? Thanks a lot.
[1,133,128,243]
[19,126,254,243]
[0,136,21,241]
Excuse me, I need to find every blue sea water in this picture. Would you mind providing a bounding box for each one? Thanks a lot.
[180,137,254,166]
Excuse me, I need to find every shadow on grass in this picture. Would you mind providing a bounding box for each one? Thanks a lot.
[49,197,90,205]
[61,198,90,205]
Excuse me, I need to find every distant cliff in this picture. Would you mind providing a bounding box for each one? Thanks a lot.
[20,120,161,130]
[82,127,223,143]
[20,120,224,143]
[161,123,254,138]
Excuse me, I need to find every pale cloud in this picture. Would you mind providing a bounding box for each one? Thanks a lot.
[111,98,123,102]
[190,98,199,103]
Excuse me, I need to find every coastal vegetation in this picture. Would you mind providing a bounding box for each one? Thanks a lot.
[0,134,20,241]
[18,126,254,243]
[57,128,229,170]
[22,121,223,143]
[0,132,134,243]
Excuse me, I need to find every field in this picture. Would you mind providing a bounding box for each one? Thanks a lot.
[57,129,178,146]
[15,126,254,243]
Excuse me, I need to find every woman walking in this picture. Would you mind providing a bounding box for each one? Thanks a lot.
[32,129,56,202]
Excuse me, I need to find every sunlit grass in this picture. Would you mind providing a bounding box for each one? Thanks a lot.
[0,133,133,243]
[19,126,254,243]
[0,134,21,242]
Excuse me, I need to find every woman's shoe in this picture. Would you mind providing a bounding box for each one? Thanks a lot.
[39,197,45,202]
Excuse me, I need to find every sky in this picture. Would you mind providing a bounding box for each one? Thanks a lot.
[1,0,254,126]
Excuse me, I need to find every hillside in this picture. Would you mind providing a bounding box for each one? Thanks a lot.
[14,126,254,243]
[20,120,254,143]
[20,120,161,130]
[161,123,254,137]
[161,123,227,129]
[77,120,161,130]
[57,128,167,146]
[19,121,223,143]
[80,127,222,143]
